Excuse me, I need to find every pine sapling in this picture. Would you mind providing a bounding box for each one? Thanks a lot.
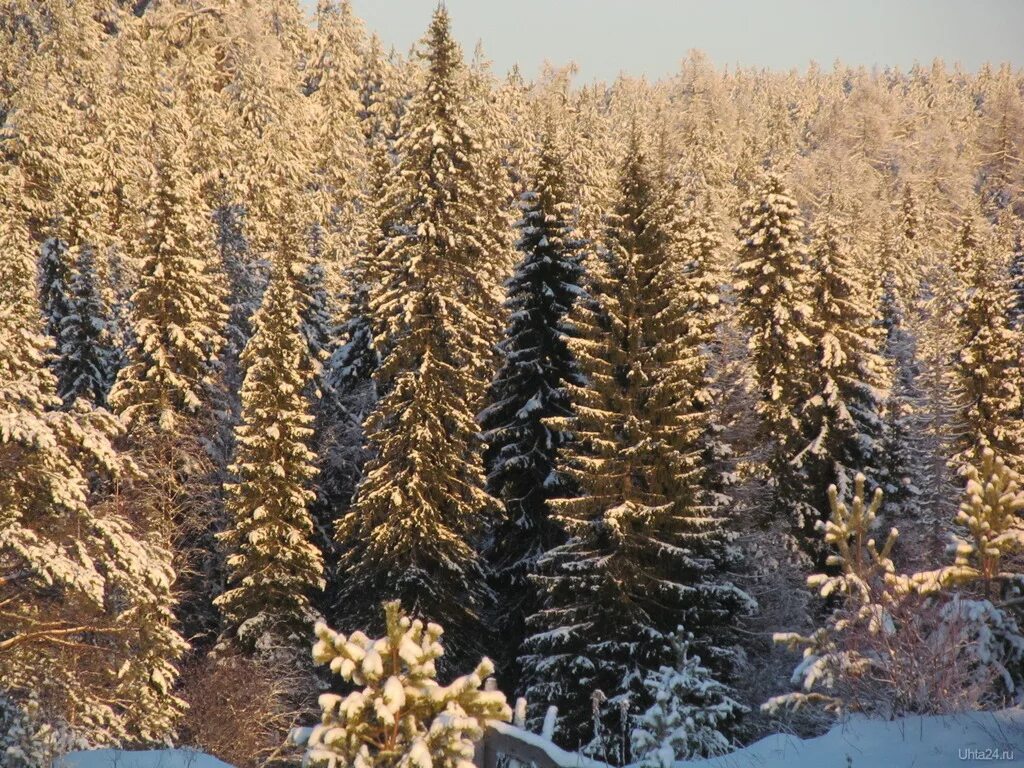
[298,601,511,768]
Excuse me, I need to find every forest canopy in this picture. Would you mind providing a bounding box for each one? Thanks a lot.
[1,2,1023,767]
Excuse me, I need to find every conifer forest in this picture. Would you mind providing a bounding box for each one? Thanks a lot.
[3,2,1024,766]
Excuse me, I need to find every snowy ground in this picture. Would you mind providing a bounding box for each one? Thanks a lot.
[57,749,234,768]
[679,709,1024,768]
[57,709,1024,768]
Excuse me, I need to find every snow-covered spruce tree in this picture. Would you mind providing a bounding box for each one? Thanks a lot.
[734,173,821,537]
[334,7,503,664]
[55,243,116,407]
[300,601,511,768]
[108,127,225,436]
[216,193,325,652]
[107,122,226,641]
[521,132,752,759]
[631,631,746,766]
[952,218,1024,469]
[805,195,885,509]
[478,122,586,684]
[0,166,187,745]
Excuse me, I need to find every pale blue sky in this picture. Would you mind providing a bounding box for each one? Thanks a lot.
[303,0,1024,81]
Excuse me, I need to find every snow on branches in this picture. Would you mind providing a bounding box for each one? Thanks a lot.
[769,458,1024,717]
[299,601,511,768]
